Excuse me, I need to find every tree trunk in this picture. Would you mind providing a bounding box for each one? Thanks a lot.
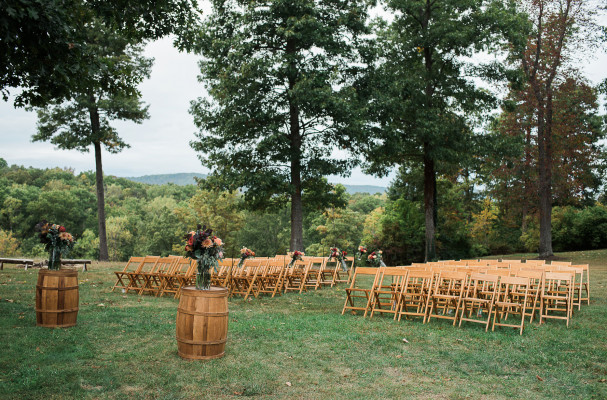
[423,144,437,262]
[538,90,554,258]
[88,94,109,261]
[521,125,532,233]
[287,39,304,252]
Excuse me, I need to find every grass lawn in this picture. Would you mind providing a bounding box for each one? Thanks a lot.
[1,250,607,399]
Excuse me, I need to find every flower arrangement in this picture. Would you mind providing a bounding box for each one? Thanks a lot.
[356,246,367,261]
[35,220,75,270]
[288,251,305,267]
[329,247,348,272]
[184,224,224,290]
[367,250,385,267]
[238,247,255,268]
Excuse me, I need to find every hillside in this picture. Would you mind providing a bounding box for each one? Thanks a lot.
[124,173,206,186]
[124,173,386,194]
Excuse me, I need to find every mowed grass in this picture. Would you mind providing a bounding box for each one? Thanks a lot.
[0,250,606,399]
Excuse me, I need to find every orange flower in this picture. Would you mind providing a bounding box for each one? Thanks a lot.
[202,238,213,248]
[213,237,223,246]
[59,232,73,242]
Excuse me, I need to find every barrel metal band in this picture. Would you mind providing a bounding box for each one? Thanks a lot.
[35,307,79,313]
[36,285,79,291]
[177,308,229,316]
[176,337,227,345]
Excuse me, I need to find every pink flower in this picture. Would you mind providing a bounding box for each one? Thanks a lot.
[213,237,223,246]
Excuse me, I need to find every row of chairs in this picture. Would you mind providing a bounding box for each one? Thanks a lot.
[112,255,197,298]
[212,255,354,299]
[112,255,356,299]
[342,260,590,334]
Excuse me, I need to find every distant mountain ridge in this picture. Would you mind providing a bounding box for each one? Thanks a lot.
[124,173,206,186]
[123,173,386,194]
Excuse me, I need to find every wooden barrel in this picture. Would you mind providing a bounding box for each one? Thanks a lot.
[176,286,229,360]
[36,269,79,328]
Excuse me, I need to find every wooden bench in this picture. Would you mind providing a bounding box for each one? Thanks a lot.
[0,258,92,271]
[53,259,92,272]
[0,258,35,270]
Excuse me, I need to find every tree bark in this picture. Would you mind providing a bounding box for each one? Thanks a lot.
[287,39,304,252]
[88,93,109,261]
[538,89,554,258]
[423,143,437,262]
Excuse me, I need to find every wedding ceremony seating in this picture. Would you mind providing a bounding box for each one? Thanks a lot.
[339,258,591,335]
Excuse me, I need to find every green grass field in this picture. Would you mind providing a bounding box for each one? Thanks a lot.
[1,250,607,399]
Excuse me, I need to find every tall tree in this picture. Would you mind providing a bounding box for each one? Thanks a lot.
[358,0,527,261]
[32,22,152,261]
[190,0,370,251]
[491,76,604,234]
[1,0,200,106]
[512,0,602,258]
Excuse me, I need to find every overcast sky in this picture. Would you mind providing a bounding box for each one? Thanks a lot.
[1,10,605,187]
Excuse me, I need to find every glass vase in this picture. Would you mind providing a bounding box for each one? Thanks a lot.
[48,247,61,270]
[195,258,212,290]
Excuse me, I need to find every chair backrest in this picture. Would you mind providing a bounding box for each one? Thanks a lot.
[119,256,145,272]
[348,267,380,289]
[137,256,161,273]
[376,267,409,288]
[466,273,499,296]
[524,260,546,266]
[550,261,572,267]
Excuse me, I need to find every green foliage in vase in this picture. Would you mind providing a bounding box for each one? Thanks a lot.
[189,0,371,251]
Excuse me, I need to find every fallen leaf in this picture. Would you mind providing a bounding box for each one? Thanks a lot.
[97,303,105,307]
[395,355,403,359]
[233,390,244,395]
[599,379,606,383]
[285,382,292,387]
[456,339,463,342]
[7,299,14,303]
[536,375,544,382]
[402,338,409,343]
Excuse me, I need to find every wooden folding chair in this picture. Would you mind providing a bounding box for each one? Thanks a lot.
[342,267,380,317]
[257,259,288,298]
[574,264,590,305]
[554,265,585,310]
[332,256,354,286]
[458,273,499,331]
[158,258,195,298]
[540,271,575,327]
[302,257,325,291]
[125,256,160,294]
[492,276,531,335]
[398,270,433,322]
[138,256,178,295]
[231,259,266,298]
[425,271,467,325]
[515,269,543,322]
[369,268,409,320]
[283,259,311,293]
[112,256,145,292]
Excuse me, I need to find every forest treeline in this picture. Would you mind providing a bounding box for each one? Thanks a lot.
[1,158,606,264]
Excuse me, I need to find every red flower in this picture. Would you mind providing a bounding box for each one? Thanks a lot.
[58,226,66,232]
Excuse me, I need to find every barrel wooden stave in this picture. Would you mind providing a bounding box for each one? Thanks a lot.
[35,269,79,328]
[176,286,228,360]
